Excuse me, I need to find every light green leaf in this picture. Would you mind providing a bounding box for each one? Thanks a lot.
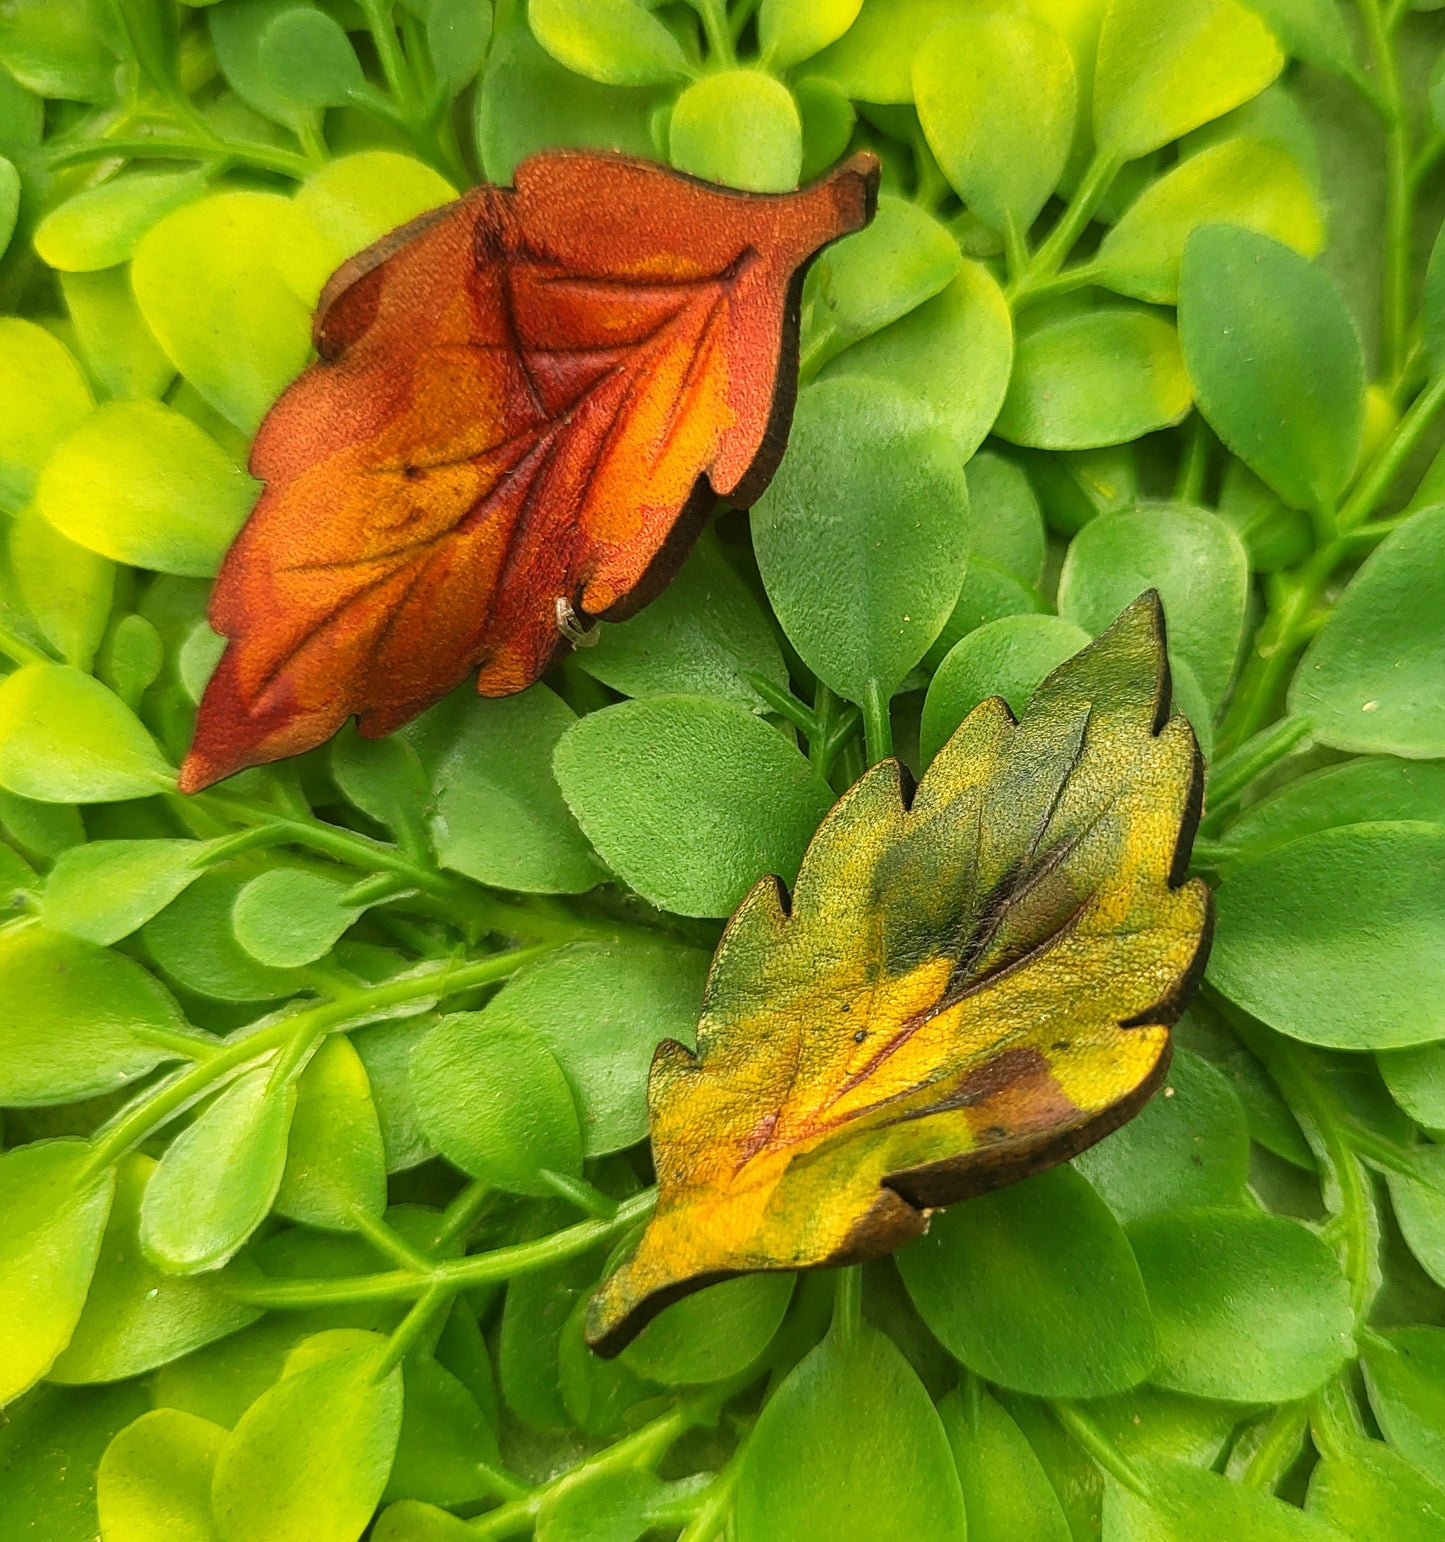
[231,868,365,968]
[1093,0,1285,159]
[899,1165,1156,1397]
[760,0,864,68]
[1290,506,1445,757]
[809,0,958,103]
[132,191,312,434]
[96,1407,226,1542]
[528,0,693,87]
[140,1064,296,1273]
[1097,137,1323,303]
[407,684,603,895]
[273,1036,387,1231]
[0,151,20,258]
[0,663,173,801]
[1386,1147,1445,1292]
[915,7,1076,239]
[670,70,802,193]
[0,317,93,510]
[38,400,255,576]
[1308,1438,1445,1542]
[1180,224,1364,513]
[1105,1456,1345,1540]
[1362,1327,1445,1488]
[554,696,835,918]
[1209,823,1445,1050]
[211,1332,404,1542]
[52,1154,259,1385]
[1129,1205,1353,1400]
[411,1016,584,1195]
[753,375,971,702]
[275,151,457,307]
[1058,501,1249,709]
[1379,1046,1445,1133]
[6,501,114,669]
[34,168,208,271]
[735,1323,966,1541]
[819,261,1014,461]
[62,267,176,402]
[0,1140,115,1403]
[995,308,1192,449]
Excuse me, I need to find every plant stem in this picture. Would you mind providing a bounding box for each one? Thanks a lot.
[1009,150,1124,301]
[1338,370,1445,530]
[694,0,736,65]
[1175,416,1211,504]
[82,947,561,1177]
[1201,716,1315,827]
[1356,0,1411,384]
[677,1444,747,1542]
[46,132,311,179]
[1240,1403,1309,1492]
[860,680,893,765]
[833,1265,862,1350]
[222,1188,658,1307]
[376,1282,453,1376]
[0,624,50,666]
[746,673,820,738]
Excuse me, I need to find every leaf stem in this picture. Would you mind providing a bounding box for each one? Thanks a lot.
[1009,150,1124,302]
[1201,716,1315,827]
[376,1282,454,1377]
[222,1187,658,1307]
[746,672,820,738]
[1240,1403,1309,1492]
[677,1444,747,1542]
[860,680,893,766]
[1175,416,1211,504]
[693,0,736,66]
[45,131,312,179]
[1356,0,1411,383]
[1338,370,1445,531]
[0,624,51,666]
[1050,1401,1150,1497]
[833,1264,862,1350]
[81,947,561,1177]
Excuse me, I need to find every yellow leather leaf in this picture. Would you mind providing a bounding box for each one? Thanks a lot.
[588,593,1211,1355]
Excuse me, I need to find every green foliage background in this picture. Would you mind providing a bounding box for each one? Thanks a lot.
[2,0,1445,1538]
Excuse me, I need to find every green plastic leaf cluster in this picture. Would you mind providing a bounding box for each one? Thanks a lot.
[3,1,1445,1540]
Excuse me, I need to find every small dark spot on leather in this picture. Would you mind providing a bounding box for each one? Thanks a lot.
[403,465,422,481]
[853,1029,867,1044]
[1052,1040,1070,1051]
[985,1125,1007,1139]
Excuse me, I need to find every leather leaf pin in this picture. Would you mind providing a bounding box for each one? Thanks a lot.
[180,150,880,792]
[588,593,1212,1355]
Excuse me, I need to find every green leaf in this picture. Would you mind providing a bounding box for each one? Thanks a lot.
[1105,1456,1346,1540]
[1243,0,1359,80]
[809,0,957,103]
[0,1140,115,1403]
[384,1351,500,1507]
[1074,1048,1251,1222]
[132,191,312,434]
[669,70,802,193]
[734,1323,967,1542]
[1362,1328,1445,1489]
[96,1407,226,1542]
[554,696,834,917]
[33,167,207,271]
[1209,823,1445,1050]
[0,151,19,258]
[1058,501,1250,709]
[62,267,176,402]
[1217,455,1315,571]
[407,683,603,894]
[1220,757,1445,867]
[915,8,1076,240]
[0,924,190,1103]
[1128,1205,1353,1400]
[1308,1438,1445,1542]
[760,0,863,68]
[36,399,254,577]
[474,7,657,185]
[1424,221,1445,374]
[1093,0,1285,159]
[1290,506,1445,756]
[426,0,491,94]
[0,317,93,510]
[6,501,114,670]
[207,0,318,128]
[898,1165,1156,1397]
[273,1036,387,1231]
[1387,1148,1445,1291]
[1380,1045,1445,1132]
[255,6,363,111]
[528,0,693,87]
[995,307,1192,449]
[963,449,1046,584]
[52,1154,259,1385]
[411,1016,584,1195]
[140,1064,296,1272]
[920,614,1090,765]
[1179,224,1364,513]
[622,1273,793,1386]
[1096,137,1323,303]
[353,1018,437,1173]
[939,1386,1073,1542]
[143,866,310,1003]
[231,869,364,968]
[0,0,114,100]
[211,1331,404,1542]
[753,375,971,703]
[804,195,962,366]
[924,558,1046,670]
[330,725,431,848]
[275,151,457,308]
[580,533,787,711]
[796,75,856,182]
[818,261,1014,462]
[471,940,710,1155]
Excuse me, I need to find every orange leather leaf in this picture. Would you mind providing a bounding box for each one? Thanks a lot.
[180,151,880,793]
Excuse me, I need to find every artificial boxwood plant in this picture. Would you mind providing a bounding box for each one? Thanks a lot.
[2,0,1445,1539]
